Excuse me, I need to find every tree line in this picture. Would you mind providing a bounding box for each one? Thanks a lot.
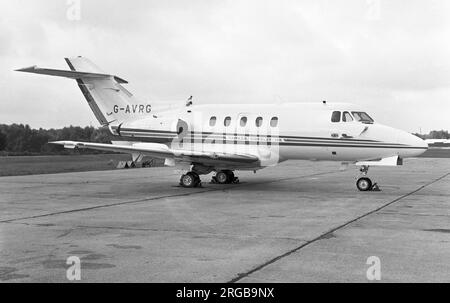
[414,130,449,140]
[0,124,114,156]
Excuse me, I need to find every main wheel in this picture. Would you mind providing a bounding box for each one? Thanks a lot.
[356,177,372,191]
[180,172,199,188]
[225,170,235,182]
[215,171,229,184]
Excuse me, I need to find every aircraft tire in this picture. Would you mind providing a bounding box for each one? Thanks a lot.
[224,170,235,182]
[356,177,372,191]
[180,172,199,188]
[215,171,229,184]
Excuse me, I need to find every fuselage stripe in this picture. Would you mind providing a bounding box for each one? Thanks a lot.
[119,128,380,142]
[117,129,414,148]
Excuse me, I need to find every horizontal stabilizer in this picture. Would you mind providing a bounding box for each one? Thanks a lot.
[15,65,128,84]
[16,57,144,127]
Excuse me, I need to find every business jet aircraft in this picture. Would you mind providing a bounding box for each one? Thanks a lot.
[16,57,428,191]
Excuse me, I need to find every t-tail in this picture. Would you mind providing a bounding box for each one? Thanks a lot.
[15,56,152,127]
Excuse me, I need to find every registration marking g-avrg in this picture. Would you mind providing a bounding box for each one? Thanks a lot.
[113,104,151,114]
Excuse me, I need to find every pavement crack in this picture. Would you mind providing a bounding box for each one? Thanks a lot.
[227,171,450,283]
[0,189,217,224]
[76,225,305,242]
[57,229,73,238]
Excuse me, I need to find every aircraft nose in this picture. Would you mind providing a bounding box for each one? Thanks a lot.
[398,131,428,157]
[413,135,428,149]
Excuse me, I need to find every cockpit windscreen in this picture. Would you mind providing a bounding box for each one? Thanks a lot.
[351,112,374,124]
[331,111,375,123]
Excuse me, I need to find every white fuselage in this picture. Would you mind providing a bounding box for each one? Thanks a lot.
[111,102,427,170]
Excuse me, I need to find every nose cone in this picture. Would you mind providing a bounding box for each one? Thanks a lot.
[398,132,428,157]
[413,135,429,149]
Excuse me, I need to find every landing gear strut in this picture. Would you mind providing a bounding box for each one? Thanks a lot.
[356,165,380,191]
[211,170,239,184]
[180,172,201,188]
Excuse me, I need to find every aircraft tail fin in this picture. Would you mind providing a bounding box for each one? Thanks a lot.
[16,57,152,127]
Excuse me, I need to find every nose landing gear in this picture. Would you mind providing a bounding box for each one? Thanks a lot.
[356,165,380,191]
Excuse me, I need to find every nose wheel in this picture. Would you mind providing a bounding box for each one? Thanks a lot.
[356,177,372,191]
[356,166,380,191]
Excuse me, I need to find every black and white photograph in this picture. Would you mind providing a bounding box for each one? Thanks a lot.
[0,0,449,289]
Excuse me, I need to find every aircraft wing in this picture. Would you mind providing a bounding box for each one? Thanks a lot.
[50,141,259,165]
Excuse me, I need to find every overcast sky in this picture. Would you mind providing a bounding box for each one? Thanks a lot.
[1,0,449,132]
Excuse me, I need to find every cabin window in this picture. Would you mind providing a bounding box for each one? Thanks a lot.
[343,111,353,122]
[209,116,216,127]
[270,117,278,127]
[255,117,263,127]
[240,117,247,127]
[331,111,341,122]
[224,116,231,127]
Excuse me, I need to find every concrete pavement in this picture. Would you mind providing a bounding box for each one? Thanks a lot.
[0,158,449,282]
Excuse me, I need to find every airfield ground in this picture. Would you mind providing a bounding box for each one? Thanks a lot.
[0,157,449,282]
[0,154,133,177]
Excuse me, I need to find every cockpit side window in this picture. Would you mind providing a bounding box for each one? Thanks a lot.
[351,112,374,124]
[331,111,341,122]
[342,111,353,122]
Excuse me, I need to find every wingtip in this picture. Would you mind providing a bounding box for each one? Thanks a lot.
[49,141,78,149]
[14,65,38,72]
[48,141,73,145]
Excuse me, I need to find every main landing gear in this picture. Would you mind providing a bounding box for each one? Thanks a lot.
[211,170,239,184]
[356,165,380,191]
[179,170,240,188]
[180,172,201,188]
